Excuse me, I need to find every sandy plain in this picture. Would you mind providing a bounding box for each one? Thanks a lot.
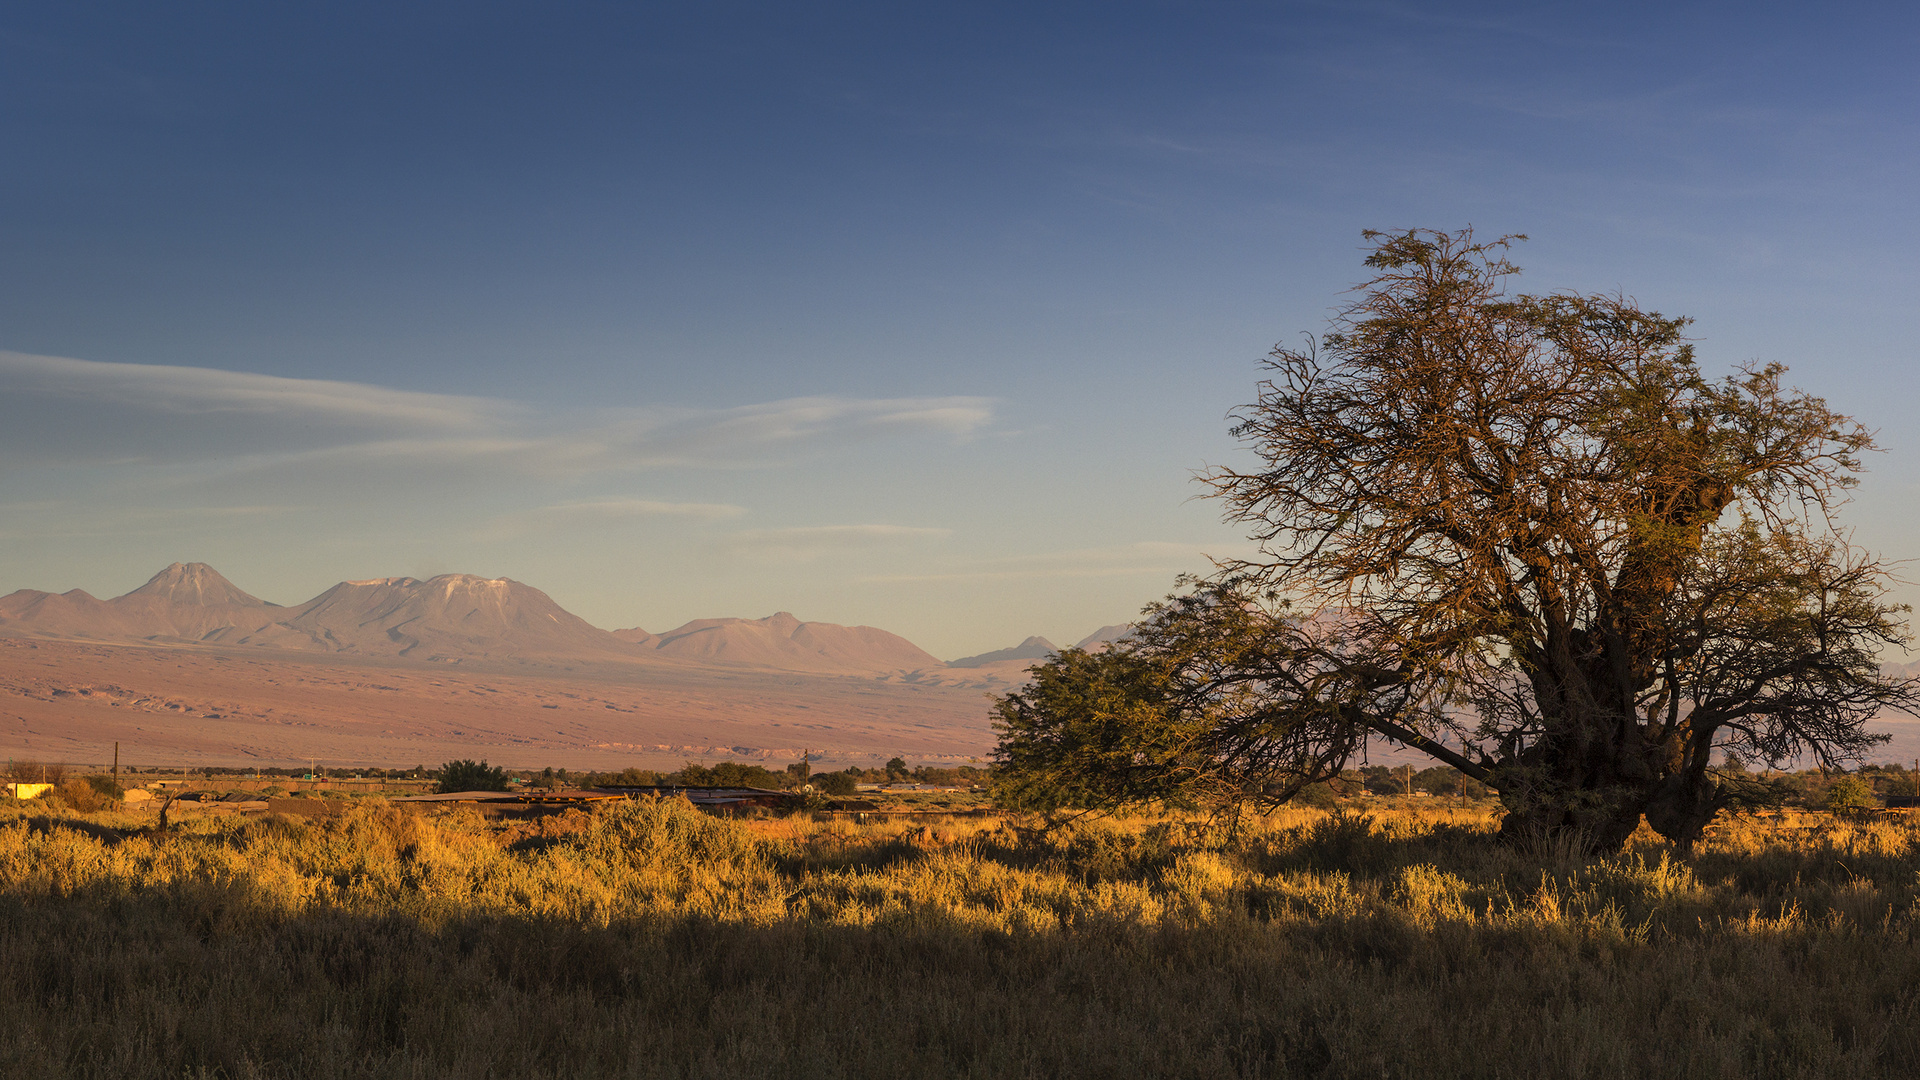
[9,632,1920,776]
[0,636,1002,772]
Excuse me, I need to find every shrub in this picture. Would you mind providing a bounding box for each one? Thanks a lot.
[437,760,510,793]
[813,771,858,797]
[1826,775,1877,813]
[85,775,124,800]
[1294,782,1341,810]
[47,778,109,812]
[579,767,664,788]
[675,762,792,789]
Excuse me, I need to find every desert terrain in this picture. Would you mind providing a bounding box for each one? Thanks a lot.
[0,563,1078,771]
[0,636,1008,771]
[7,562,1919,773]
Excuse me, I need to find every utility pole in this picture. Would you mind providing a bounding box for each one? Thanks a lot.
[112,742,119,782]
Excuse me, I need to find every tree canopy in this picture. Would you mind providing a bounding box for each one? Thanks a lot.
[993,228,1919,852]
[437,759,510,794]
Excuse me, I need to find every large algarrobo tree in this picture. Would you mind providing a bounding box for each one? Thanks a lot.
[994,228,1920,853]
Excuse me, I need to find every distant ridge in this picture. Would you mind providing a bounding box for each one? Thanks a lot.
[1074,624,1134,651]
[0,563,282,644]
[949,635,1058,668]
[641,611,943,674]
[0,587,148,641]
[0,564,948,674]
[214,574,645,662]
[0,565,643,664]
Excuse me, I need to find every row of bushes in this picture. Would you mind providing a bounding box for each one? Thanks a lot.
[1287,762,1920,812]
[511,760,987,795]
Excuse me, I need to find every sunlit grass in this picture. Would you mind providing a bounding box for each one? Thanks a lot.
[3,797,1919,1078]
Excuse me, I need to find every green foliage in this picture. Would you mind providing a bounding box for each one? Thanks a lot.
[436,759,510,793]
[1293,781,1341,810]
[1825,775,1878,813]
[577,767,665,787]
[85,774,125,799]
[992,645,1207,813]
[822,763,985,786]
[813,770,858,796]
[675,761,792,789]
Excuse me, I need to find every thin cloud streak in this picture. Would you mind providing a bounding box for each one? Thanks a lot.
[0,350,502,430]
[727,524,953,563]
[858,540,1250,584]
[0,352,998,480]
[480,498,747,540]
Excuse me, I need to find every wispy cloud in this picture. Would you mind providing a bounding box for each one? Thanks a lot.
[858,540,1246,583]
[0,351,997,479]
[727,524,953,562]
[0,350,500,430]
[0,500,310,541]
[563,396,995,472]
[481,498,747,540]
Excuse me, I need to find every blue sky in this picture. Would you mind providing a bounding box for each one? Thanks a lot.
[1,1,1916,658]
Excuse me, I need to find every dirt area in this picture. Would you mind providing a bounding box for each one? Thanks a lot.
[0,636,999,771]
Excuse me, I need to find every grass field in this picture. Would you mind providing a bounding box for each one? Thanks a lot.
[4,795,1919,1078]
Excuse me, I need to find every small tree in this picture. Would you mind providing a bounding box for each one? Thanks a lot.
[437,759,510,793]
[994,228,1919,854]
[814,771,859,796]
[1825,775,1877,814]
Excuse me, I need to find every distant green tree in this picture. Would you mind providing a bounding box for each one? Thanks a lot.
[84,774,125,800]
[1295,781,1341,810]
[675,762,792,789]
[885,757,908,780]
[1825,775,1877,813]
[586,767,663,787]
[991,647,1207,814]
[814,771,859,796]
[437,760,510,793]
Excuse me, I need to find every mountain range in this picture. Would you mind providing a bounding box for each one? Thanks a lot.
[0,563,1123,677]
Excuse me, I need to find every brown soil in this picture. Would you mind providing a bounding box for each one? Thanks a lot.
[0,636,998,771]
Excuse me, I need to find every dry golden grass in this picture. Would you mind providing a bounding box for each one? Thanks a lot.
[3,797,1919,1078]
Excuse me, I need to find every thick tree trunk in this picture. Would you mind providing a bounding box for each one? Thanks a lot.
[1640,771,1721,854]
[1489,732,1721,856]
[1488,711,1665,855]
[1493,778,1644,855]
